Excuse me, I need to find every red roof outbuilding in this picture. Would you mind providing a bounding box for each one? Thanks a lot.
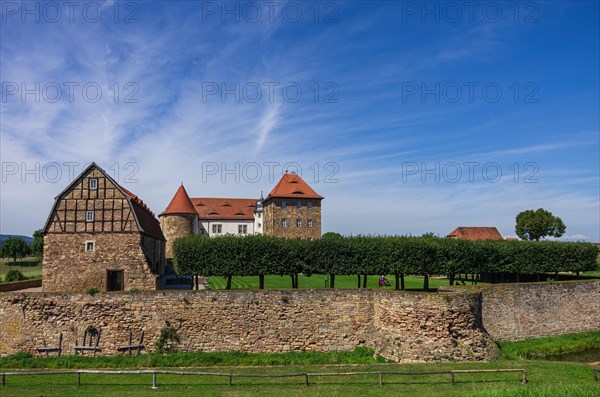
[447,227,503,241]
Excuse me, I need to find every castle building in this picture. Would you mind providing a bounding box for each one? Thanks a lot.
[160,172,323,260]
[42,163,166,292]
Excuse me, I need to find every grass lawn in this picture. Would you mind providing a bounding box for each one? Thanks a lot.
[0,257,41,280]
[207,274,482,291]
[1,332,600,396]
[0,360,597,397]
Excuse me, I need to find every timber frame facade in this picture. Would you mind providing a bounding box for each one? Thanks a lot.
[42,163,166,292]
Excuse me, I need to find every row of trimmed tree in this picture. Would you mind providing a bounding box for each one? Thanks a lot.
[172,235,598,289]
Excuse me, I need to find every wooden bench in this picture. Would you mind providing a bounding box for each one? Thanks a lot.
[29,333,63,357]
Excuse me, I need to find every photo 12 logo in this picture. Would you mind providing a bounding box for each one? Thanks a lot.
[401,82,539,104]
[200,1,340,24]
[1,162,139,184]
[401,162,539,183]
[201,162,339,183]
[201,81,339,104]
[400,1,539,24]
[1,1,139,24]
[1,82,139,104]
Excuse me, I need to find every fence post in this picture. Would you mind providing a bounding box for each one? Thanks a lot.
[594,368,598,383]
[304,373,309,387]
[450,372,455,385]
[1,373,5,386]
[522,370,527,385]
[379,372,383,387]
[228,374,232,386]
[77,372,81,386]
[152,372,158,389]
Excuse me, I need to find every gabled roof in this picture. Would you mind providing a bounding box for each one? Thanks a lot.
[43,162,165,241]
[265,172,323,201]
[191,198,257,220]
[160,185,196,216]
[447,227,503,241]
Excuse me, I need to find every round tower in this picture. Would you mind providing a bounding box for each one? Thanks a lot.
[159,184,197,260]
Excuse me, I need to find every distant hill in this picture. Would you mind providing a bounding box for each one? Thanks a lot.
[0,234,34,246]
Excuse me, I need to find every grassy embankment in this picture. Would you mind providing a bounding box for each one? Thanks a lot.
[0,333,599,396]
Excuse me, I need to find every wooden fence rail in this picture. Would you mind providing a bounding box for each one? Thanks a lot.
[0,368,531,388]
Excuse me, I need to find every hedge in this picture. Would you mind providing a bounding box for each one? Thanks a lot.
[172,235,598,282]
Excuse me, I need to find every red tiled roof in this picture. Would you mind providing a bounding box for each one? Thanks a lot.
[117,185,165,240]
[160,185,196,216]
[191,198,257,220]
[265,172,323,200]
[447,227,503,241]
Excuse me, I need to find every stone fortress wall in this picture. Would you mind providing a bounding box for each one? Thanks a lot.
[1,281,598,361]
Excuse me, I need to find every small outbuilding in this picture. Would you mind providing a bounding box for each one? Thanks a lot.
[447,227,503,241]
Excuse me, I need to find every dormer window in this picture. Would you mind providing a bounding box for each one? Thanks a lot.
[86,211,94,222]
[89,178,98,190]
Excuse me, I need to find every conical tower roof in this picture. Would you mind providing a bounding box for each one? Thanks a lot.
[160,184,197,216]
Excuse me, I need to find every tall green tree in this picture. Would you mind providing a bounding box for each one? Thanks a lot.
[31,229,44,259]
[0,237,31,263]
[515,208,566,241]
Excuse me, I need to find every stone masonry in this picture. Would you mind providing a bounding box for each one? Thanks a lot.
[263,198,322,239]
[0,289,495,362]
[480,280,600,341]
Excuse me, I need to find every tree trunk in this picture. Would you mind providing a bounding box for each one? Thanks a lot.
[449,274,455,286]
[295,273,299,289]
[423,274,429,291]
[362,274,367,288]
[330,273,335,288]
[291,274,296,288]
[259,274,265,289]
[554,271,559,281]
[357,274,361,288]
[226,275,232,290]
[401,274,405,290]
[394,273,400,290]
[576,271,580,280]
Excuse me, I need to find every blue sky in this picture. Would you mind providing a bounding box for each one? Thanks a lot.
[1,1,599,241]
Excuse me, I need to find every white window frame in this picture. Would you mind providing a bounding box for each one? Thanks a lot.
[281,219,287,228]
[89,178,98,190]
[85,241,95,252]
[238,224,248,234]
[296,219,302,228]
[212,224,222,234]
[86,211,94,222]
[308,219,313,228]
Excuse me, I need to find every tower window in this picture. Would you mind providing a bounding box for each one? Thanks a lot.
[307,202,313,210]
[281,219,287,228]
[86,211,94,222]
[89,178,98,189]
[296,201,301,209]
[85,241,95,252]
[307,219,313,228]
[281,200,287,209]
[296,219,302,228]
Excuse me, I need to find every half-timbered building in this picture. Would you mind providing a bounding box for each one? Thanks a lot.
[42,163,166,292]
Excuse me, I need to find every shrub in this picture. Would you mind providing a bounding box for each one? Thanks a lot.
[5,269,26,282]
[87,287,99,296]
